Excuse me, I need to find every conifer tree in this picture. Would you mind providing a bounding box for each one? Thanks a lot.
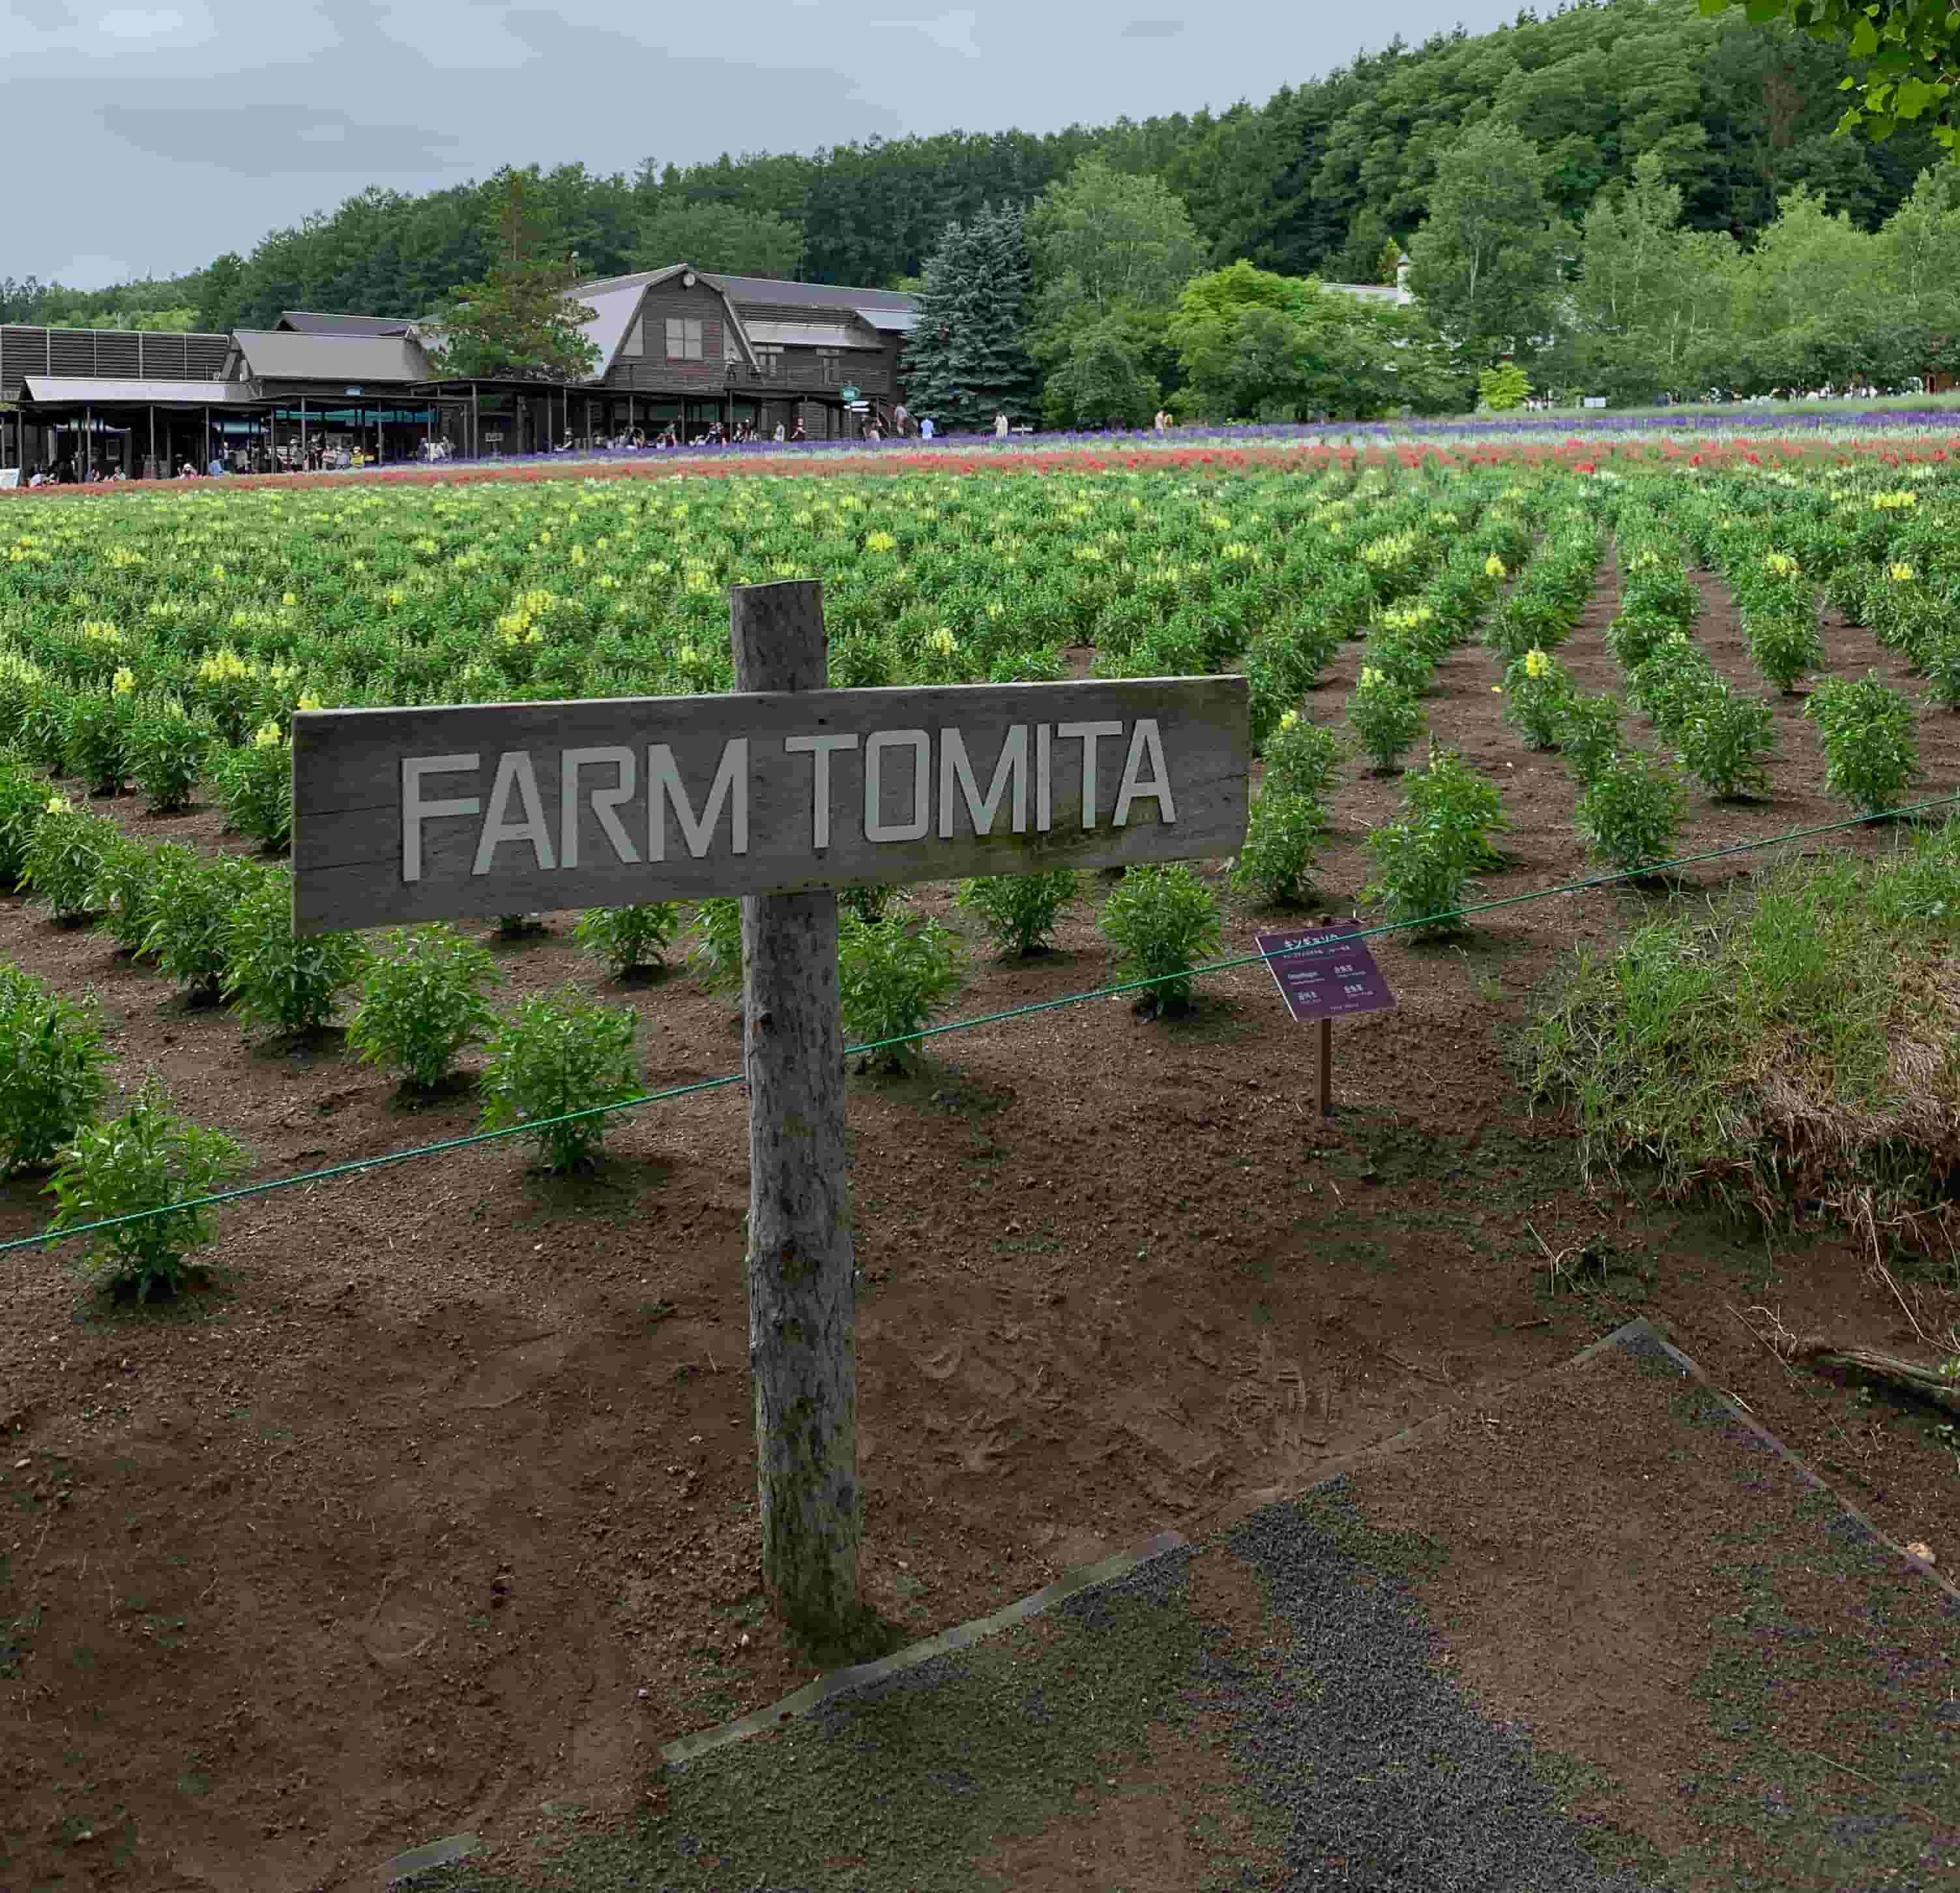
[900,202,1040,435]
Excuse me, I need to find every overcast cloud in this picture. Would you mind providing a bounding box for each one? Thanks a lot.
[4,0,1521,287]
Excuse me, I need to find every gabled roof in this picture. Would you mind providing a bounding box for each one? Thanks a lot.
[566,264,757,379]
[227,330,435,383]
[276,311,418,336]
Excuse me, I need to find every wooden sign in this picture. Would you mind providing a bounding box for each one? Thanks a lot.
[290,677,1249,935]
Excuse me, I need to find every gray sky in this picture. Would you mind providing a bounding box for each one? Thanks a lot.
[5,0,1519,289]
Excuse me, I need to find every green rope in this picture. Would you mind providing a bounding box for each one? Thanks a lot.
[5,791,1954,1258]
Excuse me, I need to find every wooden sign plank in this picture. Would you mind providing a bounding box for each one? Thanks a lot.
[291,677,1249,935]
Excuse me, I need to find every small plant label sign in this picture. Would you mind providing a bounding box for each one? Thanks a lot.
[1255,929,1396,1023]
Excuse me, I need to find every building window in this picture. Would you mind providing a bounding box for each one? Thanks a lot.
[666,317,703,361]
[753,347,783,379]
[817,348,843,385]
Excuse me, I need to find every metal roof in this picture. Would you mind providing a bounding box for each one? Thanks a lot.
[276,311,417,336]
[742,319,881,350]
[22,376,250,405]
[710,274,919,313]
[855,306,920,332]
[569,268,918,316]
[229,330,435,383]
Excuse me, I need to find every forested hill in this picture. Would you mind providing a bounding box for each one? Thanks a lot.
[7,0,1945,333]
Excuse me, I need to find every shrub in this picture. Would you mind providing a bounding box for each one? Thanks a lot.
[1243,630,1319,748]
[838,909,962,1064]
[1478,364,1530,411]
[1748,608,1826,694]
[126,699,212,814]
[1673,679,1777,800]
[1575,751,1688,873]
[1920,632,1960,712]
[686,896,745,1000]
[221,870,370,1035]
[347,924,502,1090]
[1499,648,1575,750]
[840,883,901,924]
[143,851,267,1005]
[478,990,642,1173]
[0,965,110,1174]
[1346,667,1425,773]
[1804,672,1920,816]
[1603,610,1680,673]
[572,902,682,976]
[1358,626,1435,697]
[1558,692,1624,789]
[1096,862,1221,1016]
[44,1076,251,1302]
[22,797,119,921]
[1261,711,1343,804]
[0,757,54,890]
[91,834,177,957]
[1231,787,1323,907]
[1402,745,1509,871]
[1361,814,1478,937]
[957,867,1077,956]
[62,692,132,797]
[1627,633,1716,735]
[208,731,293,851]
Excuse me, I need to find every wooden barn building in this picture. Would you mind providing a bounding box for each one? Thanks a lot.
[0,266,920,480]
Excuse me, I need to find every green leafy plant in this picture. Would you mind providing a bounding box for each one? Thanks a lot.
[1575,750,1688,874]
[840,883,901,925]
[1402,744,1509,870]
[61,692,132,797]
[1499,647,1576,750]
[44,1076,251,1300]
[1748,608,1826,694]
[1231,786,1323,907]
[1346,666,1425,773]
[687,897,745,1001]
[1478,363,1531,412]
[221,870,370,1036]
[572,902,682,977]
[91,834,179,958]
[478,990,641,1172]
[1804,671,1920,815]
[1627,633,1716,735]
[1261,711,1344,804]
[838,909,962,1065]
[1673,679,1777,799]
[1558,692,1624,788]
[0,757,53,890]
[143,851,267,1006]
[0,964,110,1175]
[1096,862,1221,1017]
[126,699,212,814]
[957,868,1078,956]
[208,733,293,852]
[347,924,502,1091]
[22,797,119,922]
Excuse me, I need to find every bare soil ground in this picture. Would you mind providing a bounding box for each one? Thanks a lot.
[3,557,1957,1891]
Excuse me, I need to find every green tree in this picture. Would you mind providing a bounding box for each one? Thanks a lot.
[1698,0,1959,152]
[633,198,805,278]
[427,171,600,381]
[1025,155,1205,339]
[1038,308,1163,428]
[900,201,1041,432]
[1167,261,1465,420]
[1407,119,1564,364]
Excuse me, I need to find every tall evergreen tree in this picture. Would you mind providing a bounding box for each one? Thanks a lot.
[900,203,1040,433]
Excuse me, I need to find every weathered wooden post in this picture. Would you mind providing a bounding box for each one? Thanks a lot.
[727,580,862,1642]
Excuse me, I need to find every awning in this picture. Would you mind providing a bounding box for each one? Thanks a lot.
[854,307,920,333]
[23,376,251,405]
[742,320,881,350]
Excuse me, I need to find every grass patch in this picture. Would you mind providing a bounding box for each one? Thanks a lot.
[1524,819,1960,1274]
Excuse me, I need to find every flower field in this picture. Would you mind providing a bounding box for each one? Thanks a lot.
[6,436,1960,1886]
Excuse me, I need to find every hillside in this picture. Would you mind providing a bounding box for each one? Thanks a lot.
[0,0,1942,335]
